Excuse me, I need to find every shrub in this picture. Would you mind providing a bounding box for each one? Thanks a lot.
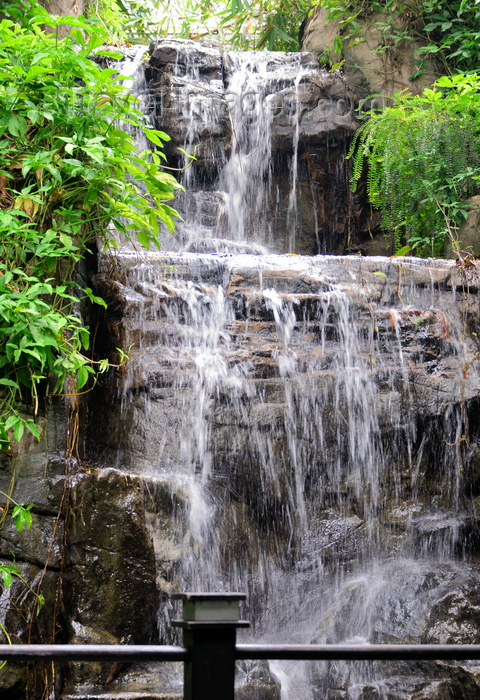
[0,4,180,452]
[349,74,480,255]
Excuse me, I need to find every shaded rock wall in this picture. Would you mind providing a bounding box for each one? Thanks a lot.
[0,401,71,699]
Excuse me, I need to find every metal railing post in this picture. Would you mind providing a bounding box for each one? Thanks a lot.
[172,592,249,700]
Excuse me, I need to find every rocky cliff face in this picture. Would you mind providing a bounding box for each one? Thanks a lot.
[3,250,480,699]
[0,402,71,698]
[80,250,480,699]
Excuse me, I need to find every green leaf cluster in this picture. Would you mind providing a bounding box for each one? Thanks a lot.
[417,0,480,74]
[318,0,480,75]
[349,74,480,255]
[95,0,312,51]
[0,490,34,591]
[0,3,180,452]
[11,503,33,533]
[0,563,20,590]
[82,0,480,61]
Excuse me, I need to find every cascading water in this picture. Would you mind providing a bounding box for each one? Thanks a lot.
[217,51,311,251]
[144,38,358,256]
[84,40,480,700]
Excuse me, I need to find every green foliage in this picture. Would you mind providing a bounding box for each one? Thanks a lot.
[0,563,21,590]
[83,0,480,61]
[348,74,480,255]
[0,490,34,592]
[417,0,480,74]
[0,3,180,453]
[85,0,128,40]
[213,0,312,50]
[11,502,33,532]
[92,0,312,50]
[318,0,480,75]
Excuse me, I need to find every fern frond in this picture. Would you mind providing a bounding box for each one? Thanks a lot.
[347,76,480,255]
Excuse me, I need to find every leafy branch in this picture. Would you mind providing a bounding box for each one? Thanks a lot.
[84,0,312,51]
[0,4,181,453]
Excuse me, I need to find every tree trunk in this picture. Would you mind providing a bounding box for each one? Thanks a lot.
[39,0,84,16]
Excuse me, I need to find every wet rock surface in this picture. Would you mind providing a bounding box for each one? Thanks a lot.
[3,251,480,699]
[61,468,191,694]
[82,251,480,699]
[0,400,71,698]
[141,39,373,255]
[310,564,480,699]
[236,660,281,700]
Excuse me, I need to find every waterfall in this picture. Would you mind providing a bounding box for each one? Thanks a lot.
[84,41,480,700]
[143,38,356,255]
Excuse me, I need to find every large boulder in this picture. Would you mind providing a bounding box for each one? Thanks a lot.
[40,0,84,15]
